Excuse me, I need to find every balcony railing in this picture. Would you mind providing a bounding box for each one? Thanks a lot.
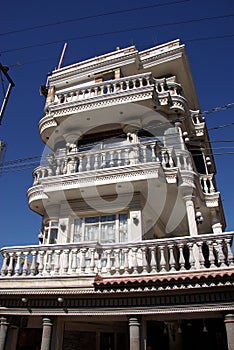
[1,233,233,278]
[32,141,192,185]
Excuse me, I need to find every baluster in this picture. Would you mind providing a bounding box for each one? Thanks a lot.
[131,247,139,274]
[55,158,61,175]
[141,145,147,163]
[176,155,181,169]
[202,177,208,194]
[209,177,215,193]
[168,150,174,168]
[1,252,9,276]
[94,153,99,170]
[89,248,96,274]
[101,152,106,168]
[141,247,148,274]
[224,237,234,266]
[14,252,22,276]
[97,251,103,274]
[117,150,122,166]
[105,249,112,276]
[123,248,129,275]
[80,248,87,274]
[149,144,156,162]
[161,150,166,168]
[114,249,120,275]
[216,239,226,267]
[86,154,91,171]
[206,240,216,268]
[158,245,166,272]
[168,244,176,271]
[54,250,61,275]
[30,251,37,276]
[178,243,186,271]
[109,150,115,167]
[22,252,29,276]
[78,155,83,172]
[94,87,98,97]
[62,249,70,274]
[7,253,15,276]
[71,249,78,273]
[196,241,205,269]
[38,251,45,275]
[149,246,157,273]
[46,250,53,275]
[187,242,196,270]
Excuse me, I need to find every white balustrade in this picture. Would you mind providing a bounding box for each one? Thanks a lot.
[55,73,153,105]
[1,233,233,278]
[200,174,216,194]
[32,141,181,184]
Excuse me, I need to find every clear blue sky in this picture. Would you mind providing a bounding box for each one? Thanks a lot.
[0,0,234,247]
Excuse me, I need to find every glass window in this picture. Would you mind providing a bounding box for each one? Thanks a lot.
[72,213,128,243]
[43,220,58,244]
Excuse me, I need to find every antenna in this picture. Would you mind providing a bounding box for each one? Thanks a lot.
[57,43,67,70]
[0,63,15,125]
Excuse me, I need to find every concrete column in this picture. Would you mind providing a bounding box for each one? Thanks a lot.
[5,326,18,350]
[129,317,140,350]
[224,314,234,350]
[40,318,53,350]
[0,317,9,350]
[183,195,198,236]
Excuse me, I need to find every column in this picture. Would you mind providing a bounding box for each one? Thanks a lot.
[0,317,9,350]
[129,317,140,350]
[183,195,198,236]
[40,318,53,350]
[5,326,18,350]
[224,314,234,350]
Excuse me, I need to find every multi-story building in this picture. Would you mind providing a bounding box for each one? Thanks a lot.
[0,39,233,350]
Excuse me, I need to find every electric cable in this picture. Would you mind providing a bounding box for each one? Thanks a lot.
[1,14,234,54]
[0,0,190,36]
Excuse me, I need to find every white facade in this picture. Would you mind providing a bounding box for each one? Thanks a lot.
[0,40,233,350]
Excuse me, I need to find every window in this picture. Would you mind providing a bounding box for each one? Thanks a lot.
[73,213,128,243]
[43,221,58,244]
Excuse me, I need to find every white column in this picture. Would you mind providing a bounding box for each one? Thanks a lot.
[129,317,140,350]
[0,317,9,350]
[40,318,53,350]
[224,314,234,350]
[183,195,198,236]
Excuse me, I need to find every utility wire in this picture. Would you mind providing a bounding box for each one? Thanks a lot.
[1,101,234,172]
[0,0,190,36]
[1,14,234,54]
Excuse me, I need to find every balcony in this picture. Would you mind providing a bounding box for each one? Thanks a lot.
[27,141,195,210]
[0,233,233,290]
[32,140,192,183]
[39,73,188,140]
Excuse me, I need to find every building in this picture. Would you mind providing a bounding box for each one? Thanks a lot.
[0,39,233,350]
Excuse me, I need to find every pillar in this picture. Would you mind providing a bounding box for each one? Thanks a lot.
[224,314,234,350]
[0,317,9,350]
[5,326,18,350]
[40,318,53,350]
[183,195,198,236]
[129,317,140,350]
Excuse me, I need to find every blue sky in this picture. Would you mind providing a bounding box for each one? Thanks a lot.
[0,0,234,247]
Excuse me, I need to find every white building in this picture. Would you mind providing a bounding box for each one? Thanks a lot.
[0,40,233,350]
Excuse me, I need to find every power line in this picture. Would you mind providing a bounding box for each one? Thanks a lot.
[1,14,234,54]
[0,0,190,37]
